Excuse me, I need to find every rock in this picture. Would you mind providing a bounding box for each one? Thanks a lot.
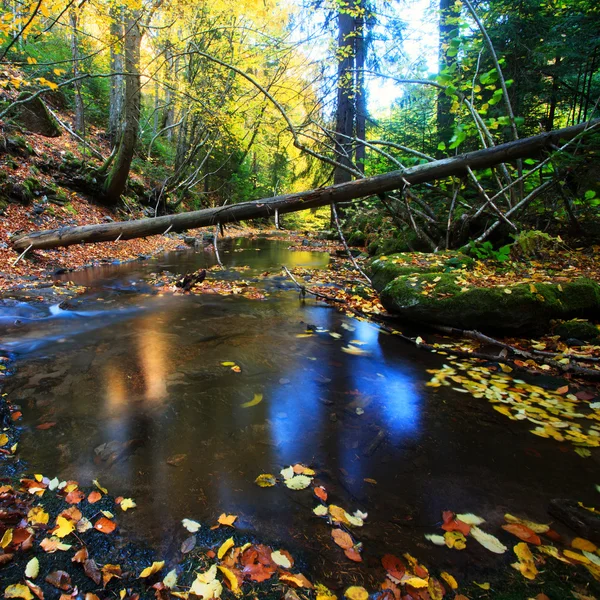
[183,236,201,247]
[549,498,600,544]
[9,94,61,137]
[102,216,114,223]
[369,253,600,334]
[554,319,599,342]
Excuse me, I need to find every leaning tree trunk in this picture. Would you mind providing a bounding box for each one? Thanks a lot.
[70,9,85,135]
[11,119,598,251]
[103,9,141,205]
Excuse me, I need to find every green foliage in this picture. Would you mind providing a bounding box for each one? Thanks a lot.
[464,240,512,262]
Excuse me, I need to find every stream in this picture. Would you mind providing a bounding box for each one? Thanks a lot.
[1,236,598,588]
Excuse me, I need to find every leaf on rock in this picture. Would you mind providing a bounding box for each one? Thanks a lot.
[280,466,294,480]
[25,557,39,580]
[27,507,49,525]
[440,571,458,590]
[182,518,201,533]
[120,498,136,511]
[255,474,277,487]
[511,542,538,580]
[444,531,467,550]
[572,537,598,553]
[279,573,312,588]
[284,475,312,490]
[470,526,507,554]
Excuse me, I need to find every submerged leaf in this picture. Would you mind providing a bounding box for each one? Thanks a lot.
[255,474,277,487]
[241,393,263,408]
[284,475,312,490]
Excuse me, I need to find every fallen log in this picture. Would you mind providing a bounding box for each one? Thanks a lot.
[11,119,599,251]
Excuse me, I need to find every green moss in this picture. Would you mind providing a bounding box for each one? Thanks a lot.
[369,252,474,291]
[380,275,600,333]
[555,319,599,341]
[347,230,366,247]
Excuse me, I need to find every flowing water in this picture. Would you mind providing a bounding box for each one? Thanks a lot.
[1,236,597,587]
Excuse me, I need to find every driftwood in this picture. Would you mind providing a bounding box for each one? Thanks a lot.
[11,118,599,252]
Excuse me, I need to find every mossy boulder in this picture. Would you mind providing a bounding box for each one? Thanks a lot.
[369,252,475,291]
[554,319,599,342]
[379,273,600,333]
[10,94,61,137]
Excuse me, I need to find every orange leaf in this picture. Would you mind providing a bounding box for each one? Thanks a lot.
[441,511,471,535]
[381,554,405,580]
[279,573,313,588]
[88,491,102,504]
[314,486,327,502]
[344,548,362,562]
[65,490,85,505]
[94,517,116,534]
[332,528,354,550]
[218,513,237,527]
[502,524,541,545]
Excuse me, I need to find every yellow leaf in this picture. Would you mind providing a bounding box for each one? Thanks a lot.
[504,288,512,294]
[93,479,108,494]
[25,557,39,579]
[444,531,467,550]
[474,582,490,590]
[0,433,8,446]
[218,514,237,527]
[4,584,33,600]
[572,538,598,553]
[564,549,591,564]
[504,514,549,534]
[218,566,241,596]
[27,506,49,525]
[26,56,37,64]
[512,542,538,580]
[254,474,276,487]
[53,68,65,76]
[315,583,337,600]
[217,537,235,559]
[120,498,136,511]
[403,577,428,588]
[344,586,369,600]
[241,393,262,408]
[54,516,75,538]
[139,561,165,578]
[440,571,458,590]
[1,528,13,548]
[221,361,236,366]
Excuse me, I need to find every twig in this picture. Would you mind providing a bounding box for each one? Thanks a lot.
[330,202,371,285]
[12,244,33,266]
[282,266,344,303]
[213,225,223,268]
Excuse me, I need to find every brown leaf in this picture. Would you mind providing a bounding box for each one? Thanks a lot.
[242,562,276,582]
[0,553,14,565]
[60,507,82,522]
[279,572,313,589]
[331,528,354,550]
[84,559,102,585]
[101,564,122,587]
[36,422,56,430]
[181,535,196,554]
[65,490,85,505]
[45,570,72,591]
[24,580,44,600]
[72,547,89,563]
[85,595,101,600]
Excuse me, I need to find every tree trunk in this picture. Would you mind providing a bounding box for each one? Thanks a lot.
[108,6,124,146]
[12,119,598,251]
[354,0,366,174]
[103,9,141,205]
[70,9,84,135]
[334,6,356,186]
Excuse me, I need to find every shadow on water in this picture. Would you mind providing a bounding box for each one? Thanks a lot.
[1,236,598,586]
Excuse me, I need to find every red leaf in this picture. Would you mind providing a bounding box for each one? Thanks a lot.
[501,524,541,545]
[441,511,471,536]
[344,548,362,562]
[94,517,116,534]
[314,486,328,502]
[381,554,406,580]
[36,422,56,430]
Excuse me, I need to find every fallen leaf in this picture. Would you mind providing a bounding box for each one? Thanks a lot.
[444,530,467,550]
[440,571,457,590]
[218,537,235,559]
[502,523,541,545]
[474,581,490,590]
[313,505,328,516]
[284,475,312,490]
[456,512,485,526]
[36,422,56,430]
[314,486,328,502]
[93,479,108,494]
[271,550,293,568]
[344,586,368,600]
[53,516,75,538]
[279,573,312,588]
[441,511,471,535]
[45,570,72,591]
[87,491,102,503]
[182,518,201,533]
[241,393,263,408]
[166,454,187,467]
[72,547,89,563]
[255,474,277,487]
[424,533,446,546]
[331,528,354,550]
[470,526,507,554]
[504,513,549,534]
[182,534,196,554]
[512,542,538,580]
[344,548,362,562]
[163,569,178,589]
[40,537,71,552]
[101,564,122,586]
[25,557,39,579]
[120,498,136,511]
[84,559,102,585]
[65,490,85,504]
[94,517,116,534]
[4,584,33,600]
[218,514,237,527]
[27,507,49,525]
[381,554,405,581]
[140,561,165,578]
[572,537,598,553]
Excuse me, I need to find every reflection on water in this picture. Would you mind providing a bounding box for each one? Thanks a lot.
[2,237,598,584]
